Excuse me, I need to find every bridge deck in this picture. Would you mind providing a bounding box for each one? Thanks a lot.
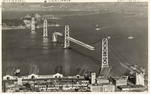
[67,37,94,50]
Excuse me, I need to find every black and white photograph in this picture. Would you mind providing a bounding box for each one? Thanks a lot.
[1,0,148,92]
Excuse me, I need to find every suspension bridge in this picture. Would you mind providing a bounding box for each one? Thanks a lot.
[30,17,145,83]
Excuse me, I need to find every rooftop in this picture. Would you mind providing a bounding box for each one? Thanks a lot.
[111,76,128,80]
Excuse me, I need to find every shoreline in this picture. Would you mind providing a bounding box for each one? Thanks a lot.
[2,24,60,30]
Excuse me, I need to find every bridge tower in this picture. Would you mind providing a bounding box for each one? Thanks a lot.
[64,25,70,48]
[100,38,111,76]
[101,38,109,68]
[43,19,48,37]
[31,17,35,31]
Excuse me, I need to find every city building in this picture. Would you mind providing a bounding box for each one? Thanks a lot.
[89,85,103,92]
[78,80,89,86]
[118,85,146,92]
[3,67,16,80]
[38,75,53,79]
[89,84,115,92]
[135,73,144,86]
[110,76,128,86]
[103,84,115,92]
[17,77,23,85]
[96,76,109,84]
[53,73,63,78]
[91,73,96,84]
[75,75,84,79]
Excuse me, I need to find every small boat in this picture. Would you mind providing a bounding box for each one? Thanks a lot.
[128,36,133,39]
[95,25,100,30]
[95,28,101,31]
[95,26,107,31]
[107,36,111,39]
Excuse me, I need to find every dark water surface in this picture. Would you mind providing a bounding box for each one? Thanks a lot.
[2,11,148,78]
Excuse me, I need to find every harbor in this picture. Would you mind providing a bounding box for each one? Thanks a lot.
[2,2,148,92]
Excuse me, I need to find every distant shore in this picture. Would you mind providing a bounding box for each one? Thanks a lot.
[2,26,26,30]
[2,24,60,30]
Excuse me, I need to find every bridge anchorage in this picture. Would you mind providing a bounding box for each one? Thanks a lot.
[52,31,63,42]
